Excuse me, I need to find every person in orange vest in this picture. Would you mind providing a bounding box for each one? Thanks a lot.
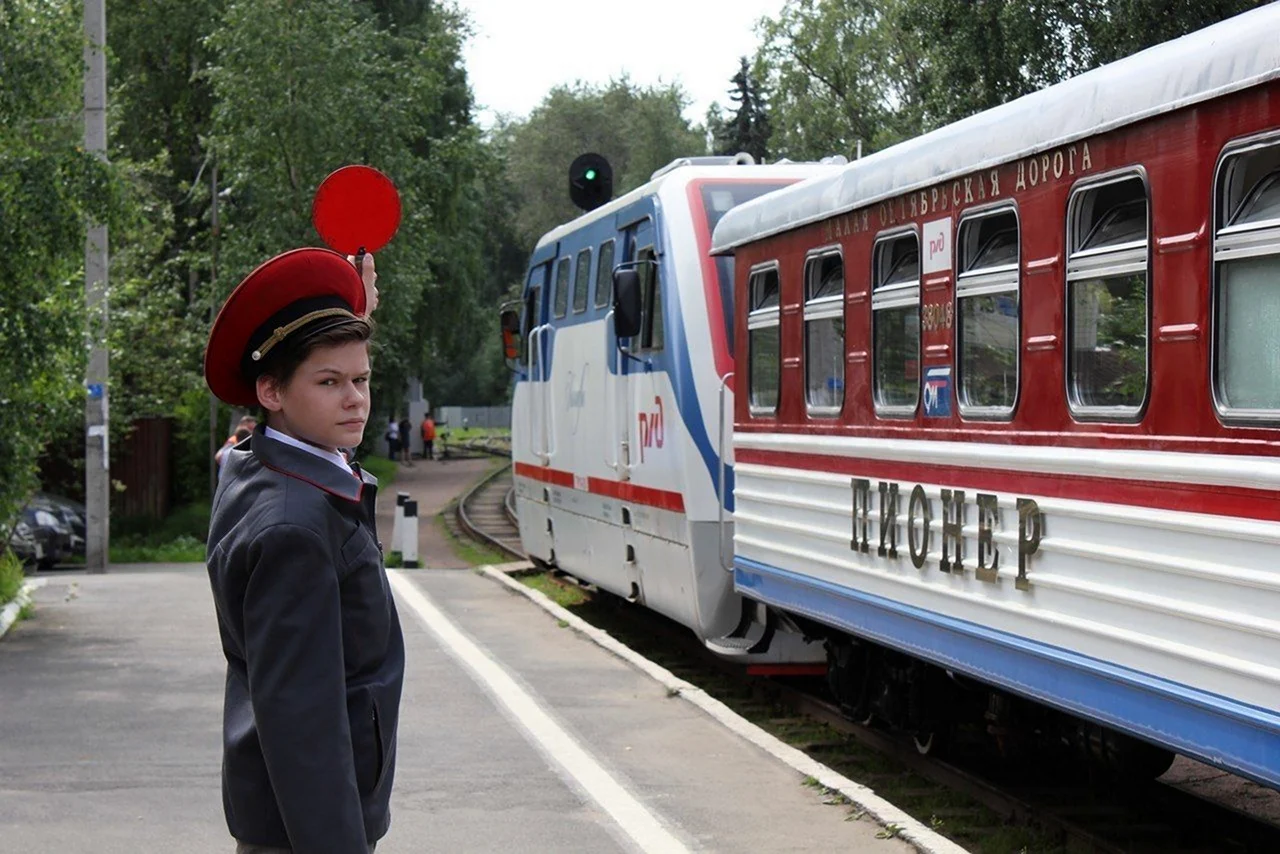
[420,414,436,460]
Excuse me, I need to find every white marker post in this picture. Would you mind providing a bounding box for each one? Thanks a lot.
[392,491,409,555]
[401,500,419,568]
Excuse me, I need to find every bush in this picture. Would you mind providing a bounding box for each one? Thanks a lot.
[0,551,25,606]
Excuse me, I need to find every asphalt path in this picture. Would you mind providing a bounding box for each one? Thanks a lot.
[0,560,911,853]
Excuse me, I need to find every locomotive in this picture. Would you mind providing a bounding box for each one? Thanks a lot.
[506,154,843,664]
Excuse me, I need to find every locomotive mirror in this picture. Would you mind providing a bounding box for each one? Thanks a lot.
[612,268,642,339]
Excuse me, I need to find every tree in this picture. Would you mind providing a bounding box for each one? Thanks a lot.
[755,0,902,160]
[755,0,1269,159]
[496,78,708,250]
[205,0,510,446]
[1079,0,1270,65]
[0,0,118,530]
[709,57,772,161]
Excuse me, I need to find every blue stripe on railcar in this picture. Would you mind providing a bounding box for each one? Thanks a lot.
[735,556,1280,789]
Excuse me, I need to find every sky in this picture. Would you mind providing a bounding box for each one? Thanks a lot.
[455,0,788,129]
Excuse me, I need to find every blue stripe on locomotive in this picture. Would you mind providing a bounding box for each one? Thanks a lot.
[735,556,1280,789]
[520,195,734,509]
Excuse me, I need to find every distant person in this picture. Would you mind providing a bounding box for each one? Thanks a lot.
[214,415,257,469]
[217,426,253,481]
[385,416,400,461]
[420,414,436,461]
[398,415,412,465]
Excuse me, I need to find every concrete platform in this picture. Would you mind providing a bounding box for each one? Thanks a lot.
[0,565,918,853]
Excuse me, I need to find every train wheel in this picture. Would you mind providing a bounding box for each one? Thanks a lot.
[826,640,875,724]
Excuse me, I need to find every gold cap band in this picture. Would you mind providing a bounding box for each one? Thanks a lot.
[250,307,357,362]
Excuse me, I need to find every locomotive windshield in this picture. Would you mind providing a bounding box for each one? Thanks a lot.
[699,182,790,354]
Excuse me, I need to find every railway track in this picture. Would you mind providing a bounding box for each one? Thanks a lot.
[455,462,523,559]
[454,467,1280,852]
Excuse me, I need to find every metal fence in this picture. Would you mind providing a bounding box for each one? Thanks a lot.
[434,406,511,431]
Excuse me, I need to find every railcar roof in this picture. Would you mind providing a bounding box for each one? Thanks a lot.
[533,163,840,252]
[711,4,1280,255]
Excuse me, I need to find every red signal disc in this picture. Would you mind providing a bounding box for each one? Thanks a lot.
[311,165,402,255]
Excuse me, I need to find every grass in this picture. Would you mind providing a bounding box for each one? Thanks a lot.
[438,427,510,443]
[113,501,210,541]
[435,513,509,567]
[515,569,589,608]
[1,551,24,606]
[356,454,398,485]
[110,501,210,564]
[110,534,205,564]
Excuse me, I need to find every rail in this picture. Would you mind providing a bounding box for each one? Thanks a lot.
[455,458,524,560]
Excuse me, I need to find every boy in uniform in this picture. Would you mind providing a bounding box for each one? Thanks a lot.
[203,247,403,854]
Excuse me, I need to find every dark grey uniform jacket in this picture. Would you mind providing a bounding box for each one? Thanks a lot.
[207,428,404,852]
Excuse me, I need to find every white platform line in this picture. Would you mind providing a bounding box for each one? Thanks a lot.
[477,566,972,854]
[387,571,691,854]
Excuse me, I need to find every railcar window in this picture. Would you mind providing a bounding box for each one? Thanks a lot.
[553,257,570,319]
[1066,176,1148,416]
[873,232,921,414]
[804,252,845,414]
[957,210,1019,415]
[748,266,782,414]
[1215,145,1280,416]
[595,240,615,308]
[573,249,591,314]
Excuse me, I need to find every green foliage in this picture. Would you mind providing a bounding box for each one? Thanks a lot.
[0,0,120,530]
[495,78,708,250]
[756,0,903,159]
[756,0,1267,156]
[0,551,24,607]
[708,57,772,161]
[110,534,206,564]
[1080,0,1271,65]
[356,455,398,486]
[112,500,211,542]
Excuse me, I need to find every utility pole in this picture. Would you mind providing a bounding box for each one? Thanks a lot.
[84,0,109,573]
[209,160,220,500]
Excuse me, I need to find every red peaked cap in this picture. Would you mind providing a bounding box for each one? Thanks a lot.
[204,248,367,407]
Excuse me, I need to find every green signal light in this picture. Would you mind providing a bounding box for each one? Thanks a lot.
[584,169,597,181]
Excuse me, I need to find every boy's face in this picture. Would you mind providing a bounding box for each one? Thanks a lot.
[256,340,371,452]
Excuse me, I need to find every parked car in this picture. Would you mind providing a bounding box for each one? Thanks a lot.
[4,519,43,568]
[32,494,86,557]
[8,501,76,570]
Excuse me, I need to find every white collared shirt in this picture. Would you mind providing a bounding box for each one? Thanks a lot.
[265,426,354,475]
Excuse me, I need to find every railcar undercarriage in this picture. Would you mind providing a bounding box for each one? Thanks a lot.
[821,633,1176,781]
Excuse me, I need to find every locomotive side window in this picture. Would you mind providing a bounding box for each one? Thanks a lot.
[748,265,781,414]
[572,248,591,314]
[804,250,845,415]
[1066,175,1149,418]
[957,209,1020,416]
[553,257,570,319]
[1214,140,1280,417]
[595,239,615,309]
[872,231,921,415]
[637,247,665,351]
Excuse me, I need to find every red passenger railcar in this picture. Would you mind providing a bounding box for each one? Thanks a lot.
[712,6,1280,785]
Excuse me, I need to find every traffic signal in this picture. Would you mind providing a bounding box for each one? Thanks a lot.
[569,153,613,212]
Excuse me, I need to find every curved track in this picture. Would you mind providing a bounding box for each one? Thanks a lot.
[456,462,523,559]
